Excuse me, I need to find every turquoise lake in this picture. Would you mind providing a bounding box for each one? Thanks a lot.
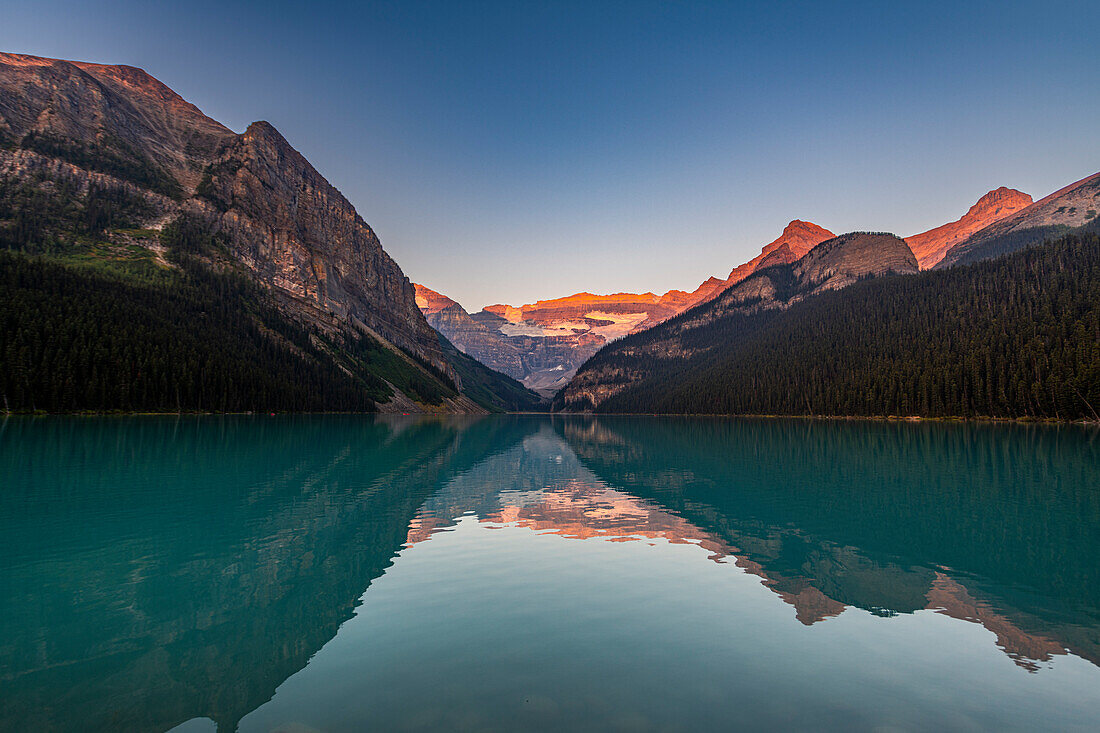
[2,415,1099,732]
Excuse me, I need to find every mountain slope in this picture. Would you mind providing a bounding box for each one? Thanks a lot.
[702,219,835,304]
[935,171,1100,269]
[0,52,534,412]
[556,232,919,410]
[557,232,1099,420]
[414,220,835,395]
[905,187,1032,269]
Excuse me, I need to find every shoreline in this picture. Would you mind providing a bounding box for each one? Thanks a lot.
[3,410,1097,425]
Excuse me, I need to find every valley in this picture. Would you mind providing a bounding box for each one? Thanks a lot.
[2,51,1098,420]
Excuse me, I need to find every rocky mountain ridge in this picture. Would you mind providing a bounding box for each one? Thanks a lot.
[706,219,836,303]
[0,52,539,412]
[557,232,918,410]
[905,187,1033,268]
[935,171,1100,268]
[415,219,836,395]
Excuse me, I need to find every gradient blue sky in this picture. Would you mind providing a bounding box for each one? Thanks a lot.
[4,1,1098,309]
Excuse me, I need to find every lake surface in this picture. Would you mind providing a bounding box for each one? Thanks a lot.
[2,415,1099,732]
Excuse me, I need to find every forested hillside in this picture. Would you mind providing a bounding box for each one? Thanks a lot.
[0,52,543,414]
[560,233,1100,420]
[0,219,464,412]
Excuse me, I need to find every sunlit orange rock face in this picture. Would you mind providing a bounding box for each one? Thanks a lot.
[418,289,709,396]
[488,291,684,330]
[699,219,836,305]
[936,171,1100,268]
[414,283,458,314]
[905,187,1032,269]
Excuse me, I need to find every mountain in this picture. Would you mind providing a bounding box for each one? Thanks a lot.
[556,231,1099,419]
[0,52,539,413]
[414,282,459,313]
[905,187,1033,268]
[935,171,1100,269]
[414,220,834,396]
[702,219,835,302]
[416,283,528,382]
[556,232,922,411]
[415,286,690,397]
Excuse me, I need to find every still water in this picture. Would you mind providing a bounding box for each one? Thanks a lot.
[2,415,1099,732]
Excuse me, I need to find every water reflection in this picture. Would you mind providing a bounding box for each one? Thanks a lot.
[2,415,1098,731]
[396,418,1100,673]
[406,431,733,558]
[1,415,537,732]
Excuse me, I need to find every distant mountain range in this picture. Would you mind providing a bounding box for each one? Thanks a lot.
[558,231,920,410]
[415,179,1091,401]
[549,162,1100,419]
[0,52,541,413]
[547,155,1100,419]
[2,51,1097,417]
[414,219,841,395]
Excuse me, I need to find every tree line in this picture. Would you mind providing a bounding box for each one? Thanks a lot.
[576,232,1100,420]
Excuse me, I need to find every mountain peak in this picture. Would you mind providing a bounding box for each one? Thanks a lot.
[414,284,459,314]
[966,187,1033,219]
[906,187,1032,269]
[783,219,829,236]
[796,232,918,287]
[935,172,1100,269]
[712,220,834,289]
[765,220,835,257]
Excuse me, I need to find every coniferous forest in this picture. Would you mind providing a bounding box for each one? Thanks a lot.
[0,212,473,413]
[573,232,1100,420]
[1,246,388,413]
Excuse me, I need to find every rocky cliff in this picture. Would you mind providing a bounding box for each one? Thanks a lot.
[905,187,1032,269]
[191,120,449,372]
[935,171,1100,269]
[0,52,527,411]
[414,285,606,395]
[701,219,835,304]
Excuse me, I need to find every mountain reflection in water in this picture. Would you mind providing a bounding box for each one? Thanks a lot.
[2,415,1098,732]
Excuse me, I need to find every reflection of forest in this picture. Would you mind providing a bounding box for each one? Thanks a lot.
[406,419,1100,672]
[0,416,538,733]
[557,418,1100,670]
[2,416,1097,732]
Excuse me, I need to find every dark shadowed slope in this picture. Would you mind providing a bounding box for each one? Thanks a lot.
[557,232,1099,420]
[558,232,919,410]
[0,52,540,412]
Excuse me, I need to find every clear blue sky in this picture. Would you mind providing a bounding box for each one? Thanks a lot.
[4,1,1098,310]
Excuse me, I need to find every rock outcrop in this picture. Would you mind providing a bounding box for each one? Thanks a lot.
[905,187,1032,269]
[192,120,450,374]
[0,52,232,191]
[0,51,490,407]
[936,171,1100,269]
[703,219,835,303]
